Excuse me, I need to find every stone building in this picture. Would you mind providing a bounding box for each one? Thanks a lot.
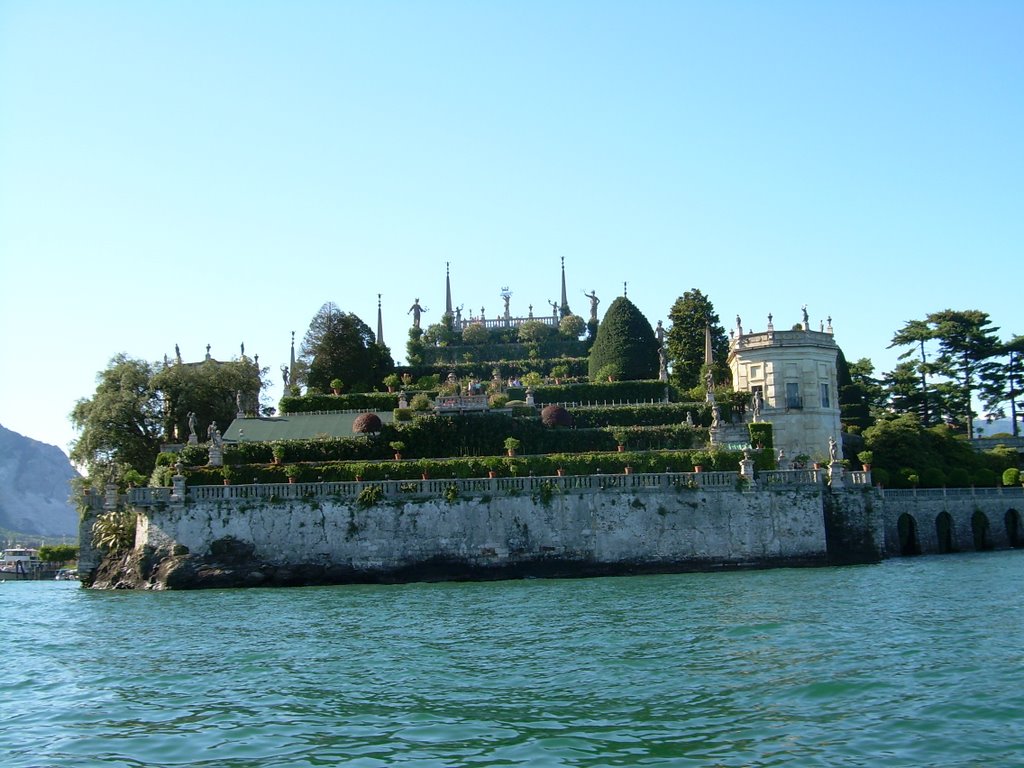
[727,313,842,463]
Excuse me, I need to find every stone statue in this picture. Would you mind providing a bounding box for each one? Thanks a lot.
[658,345,668,381]
[778,448,785,462]
[704,368,714,394]
[829,435,838,462]
[408,299,426,328]
[174,343,181,362]
[207,421,218,443]
[455,305,463,325]
[549,299,559,319]
[802,305,809,327]
[711,403,721,428]
[236,391,243,413]
[656,320,665,345]
[212,428,223,448]
[686,411,694,426]
[585,290,600,323]
[502,293,511,315]
[281,365,289,388]
[752,389,763,421]
[187,411,197,437]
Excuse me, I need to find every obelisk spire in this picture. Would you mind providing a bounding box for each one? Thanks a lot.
[559,257,570,318]
[288,331,296,387]
[445,261,453,317]
[376,294,385,347]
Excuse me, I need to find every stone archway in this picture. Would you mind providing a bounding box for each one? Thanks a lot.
[936,511,956,554]
[897,513,920,556]
[1006,509,1022,548]
[971,510,991,551]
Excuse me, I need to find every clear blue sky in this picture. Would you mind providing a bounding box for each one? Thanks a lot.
[1,1,1020,457]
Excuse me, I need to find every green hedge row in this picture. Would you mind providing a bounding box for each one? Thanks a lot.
[569,403,707,428]
[280,392,402,414]
[178,416,705,467]
[396,357,589,382]
[530,380,676,405]
[420,340,588,365]
[181,448,769,485]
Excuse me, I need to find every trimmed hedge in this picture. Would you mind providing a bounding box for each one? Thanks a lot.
[179,448,770,485]
[397,358,589,383]
[569,403,707,428]
[280,392,400,414]
[531,380,675,405]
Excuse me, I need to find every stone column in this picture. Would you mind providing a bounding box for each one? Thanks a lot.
[172,462,186,503]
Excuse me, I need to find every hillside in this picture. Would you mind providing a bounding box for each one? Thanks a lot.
[0,424,80,538]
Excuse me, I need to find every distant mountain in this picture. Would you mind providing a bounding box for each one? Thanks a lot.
[0,424,80,538]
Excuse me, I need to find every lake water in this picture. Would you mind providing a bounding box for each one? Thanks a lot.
[3,552,1023,767]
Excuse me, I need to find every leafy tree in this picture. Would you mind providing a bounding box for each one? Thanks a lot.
[889,319,937,425]
[882,361,933,423]
[70,354,163,482]
[666,289,729,390]
[300,302,394,393]
[38,544,78,564]
[841,355,884,432]
[588,297,658,381]
[928,309,1002,438]
[406,327,425,366]
[422,318,457,347]
[559,314,586,339]
[461,323,489,345]
[985,334,1023,436]
[518,320,556,344]
[151,356,264,443]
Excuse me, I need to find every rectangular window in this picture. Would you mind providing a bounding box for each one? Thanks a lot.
[786,382,801,409]
[749,365,761,380]
[820,383,830,408]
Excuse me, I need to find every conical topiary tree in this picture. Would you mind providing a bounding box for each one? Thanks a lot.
[587,297,659,381]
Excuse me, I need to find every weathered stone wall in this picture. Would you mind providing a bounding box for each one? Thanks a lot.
[129,484,849,587]
[882,488,1024,556]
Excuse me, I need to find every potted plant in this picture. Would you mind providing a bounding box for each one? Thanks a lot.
[857,450,874,471]
[222,467,235,486]
[284,465,301,484]
[611,428,629,452]
[504,437,521,457]
[690,451,710,472]
[330,378,344,396]
[390,441,405,461]
[271,443,285,465]
[792,454,810,470]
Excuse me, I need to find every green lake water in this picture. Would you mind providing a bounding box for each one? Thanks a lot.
[3,552,1023,767]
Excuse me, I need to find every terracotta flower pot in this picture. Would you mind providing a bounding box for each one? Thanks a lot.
[556,469,565,476]
[394,453,402,461]
[488,471,497,478]
[693,465,703,473]
[624,466,633,475]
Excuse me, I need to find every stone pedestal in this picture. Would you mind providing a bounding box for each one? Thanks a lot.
[208,444,223,467]
[188,434,198,446]
[828,460,844,488]
[525,388,535,406]
[739,457,756,483]
[172,470,186,502]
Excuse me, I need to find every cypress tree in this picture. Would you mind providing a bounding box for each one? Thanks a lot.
[587,297,659,381]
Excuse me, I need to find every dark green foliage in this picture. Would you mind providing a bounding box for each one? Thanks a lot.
[301,302,394,393]
[666,289,730,390]
[919,467,947,488]
[838,350,876,433]
[151,356,264,443]
[38,544,78,563]
[70,354,163,482]
[588,297,659,381]
[1003,467,1021,486]
[569,403,706,428]
[532,380,672,406]
[398,356,590,382]
[748,422,773,450]
[280,392,401,413]
[973,468,998,487]
[179,448,761,486]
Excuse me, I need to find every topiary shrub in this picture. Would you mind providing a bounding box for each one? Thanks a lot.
[947,467,972,487]
[920,467,946,488]
[541,405,573,428]
[973,468,998,487]
[587,296,659,381]
[1003,467,1021,486]
[410,393,432,411]
[352,412,383,434]
[559,314,586,339]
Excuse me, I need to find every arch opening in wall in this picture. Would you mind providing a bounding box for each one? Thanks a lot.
[936,511,956,554]
[1006,509,1022,548]
[897,513,920,556]
[971,510,991,551]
